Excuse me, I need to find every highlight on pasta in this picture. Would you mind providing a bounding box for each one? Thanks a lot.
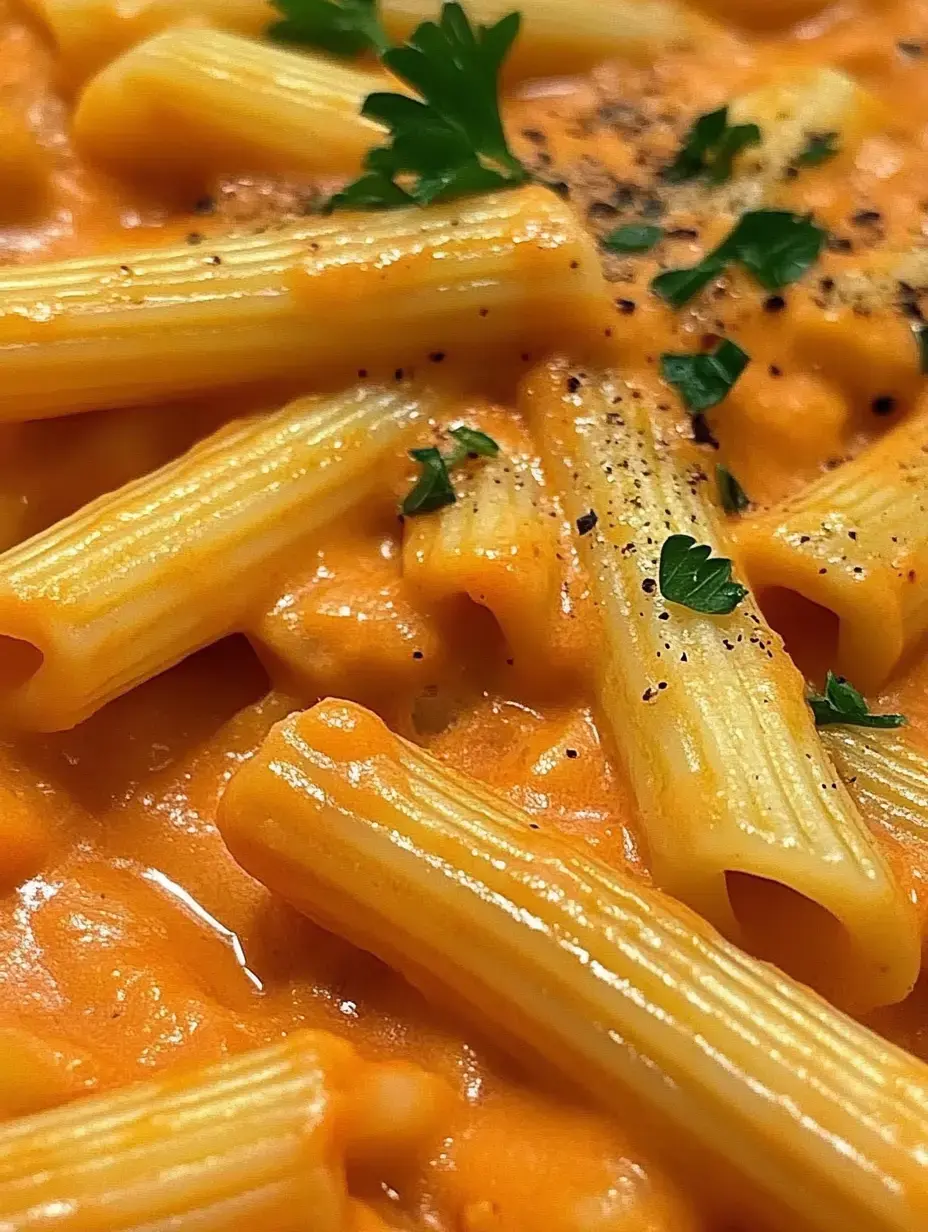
[0,1,926,1231]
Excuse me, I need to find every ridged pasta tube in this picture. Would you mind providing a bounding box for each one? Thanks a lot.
[74,28,387,182]
[0,1030,350,1230]
[0,186,606,421]
[520,359,919,1010]
[217,699,928,1232]
[20,0,272,86]
[822,726,928,842]
[0,1028,447,1231]
[382,0,721,78]
[25,0,715,86]
[735,410,928,691]
[0,383,432,731]
[402,452,560,658]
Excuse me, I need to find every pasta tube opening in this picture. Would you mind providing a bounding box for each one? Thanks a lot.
[0,383,432,730]
[734,406,928,690]
[0,634,43,689]
[217,700,928,1232]
[521,358,920,1011]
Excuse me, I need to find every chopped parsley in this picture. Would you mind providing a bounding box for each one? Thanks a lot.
[808,672,906,729]
[795,131,840,167]
[663,106,762,185]
[331,3,529,209]
[652,209,826,308]
[602,223,663,253]
[716,464,750,514]
[659,534,748,615]
[915,324,928,373]
[402,424,499,516]
[660,339,749,413]
[269,0,389,55]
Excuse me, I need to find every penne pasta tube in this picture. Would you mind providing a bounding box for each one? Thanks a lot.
[25,0,718,87]
[382,0,724,79]
[734,409,928,691]
[520,359,919,1010]
[0,186,606,421]
[74,28,388,183]
[0,1028,446,1231]
[20,0,273,87]
[217,699,928,1232]
[822,726,928,842]
[0,1029,351,1230]
[0,383,431,732]
[402,451,560,659]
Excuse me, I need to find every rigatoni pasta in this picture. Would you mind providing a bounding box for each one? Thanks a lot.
[28,0,719,88]
[822,726,928,843]
[22,0,273,86]
[382,0,724,78]
[74,28,388,183]
[217,699,928,1232]
[0,186,606,420]
[0,383,431,731]
[0,1028,448,1231]
[521,358,918,1010]
[735,408,928,691]
[402,449,561,660]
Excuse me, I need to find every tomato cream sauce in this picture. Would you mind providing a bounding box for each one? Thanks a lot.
[1,1,928,1229]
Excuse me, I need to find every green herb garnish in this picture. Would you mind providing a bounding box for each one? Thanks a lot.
[602,223,663,253]
[660,338,749,413]
[659,534,748,614]
[331,3,529,209]
[663,106,762,185]
[795,131,840,167]
[402,424,500,516]
[716,464,750,514]
[269,0,389,55]
[808,671,906,729]
[652,209,826,308]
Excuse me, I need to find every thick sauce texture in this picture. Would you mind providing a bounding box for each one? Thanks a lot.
[2,1,928,1229]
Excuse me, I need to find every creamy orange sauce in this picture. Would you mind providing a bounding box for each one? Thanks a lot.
[2,1,928,1228]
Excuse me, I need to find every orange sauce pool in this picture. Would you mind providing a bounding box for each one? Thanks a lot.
[2,0,928,1228]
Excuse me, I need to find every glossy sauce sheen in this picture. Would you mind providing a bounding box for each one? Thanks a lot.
[2,1,928,1229]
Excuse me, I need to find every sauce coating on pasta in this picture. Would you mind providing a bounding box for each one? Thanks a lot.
[1,1,928,1229]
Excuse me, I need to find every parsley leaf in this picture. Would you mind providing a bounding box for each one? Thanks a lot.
[660,338,749,413]
[269,0,390,56]
[808,671,906,729]
[663,106,762,185]
[659,534,748,614]
[728,210,826,289]
[403,446,455,516]
[402,425,500,516]
[652,209,826,308]
[716,464,750,514]
[915,324,928,374]
[795,131,840,167]
[447,424,500,462]
[602,223,663,253]
[331,3,528,209]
